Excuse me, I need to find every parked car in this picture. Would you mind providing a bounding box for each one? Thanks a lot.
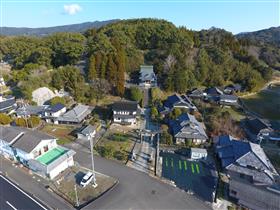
[80,172,94,187]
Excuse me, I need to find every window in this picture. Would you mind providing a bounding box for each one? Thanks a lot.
[43,145,49,152]
[230,190,237,196]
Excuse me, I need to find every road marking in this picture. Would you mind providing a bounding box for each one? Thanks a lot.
[171,158,174,168]
[6,201,17,210]
[165,158,168,167]
[196,164,200,174]
[184,161,187,171]
[191,163,195,173]
[0,175,48,210]
[179,160,182,170]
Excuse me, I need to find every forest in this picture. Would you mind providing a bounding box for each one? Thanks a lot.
[0,18,276,102]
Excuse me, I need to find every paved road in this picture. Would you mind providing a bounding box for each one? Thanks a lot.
[69,146,211,210]
[1,158,72,210]
[129,88,159,174]
[0,175,49,210]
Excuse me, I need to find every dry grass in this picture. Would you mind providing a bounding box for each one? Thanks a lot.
[51,167,117,207]
[40,124,76,145]
[242,85,280,120]
[94,128,137,163]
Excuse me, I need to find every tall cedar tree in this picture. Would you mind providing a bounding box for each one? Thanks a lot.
[111,37,126,96]
[100,56,107,79]
[107,54,117,86]
[95,52,102,76]
[88,55,97,81]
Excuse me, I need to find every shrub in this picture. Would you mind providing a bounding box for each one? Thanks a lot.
[128,87,143,102]
[114,151,126,161]
[15,116,40,128]
[97,145,115,158]
[150,106,159,120]
[15,118,28,127]
[0,113,12,125]
[111,133,128,142]
[28,116,40,128]
[160,130,173,145]
[49,96,66,106]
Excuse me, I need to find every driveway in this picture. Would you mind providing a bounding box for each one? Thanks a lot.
[69,145,211,210]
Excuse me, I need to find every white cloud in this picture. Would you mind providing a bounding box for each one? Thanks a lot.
[63,4,82,15]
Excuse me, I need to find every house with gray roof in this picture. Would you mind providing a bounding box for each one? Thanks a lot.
[216,135,278,185]
[224,84,242,94]
[58,104,94,124]
[243,117,280,144]
[139,65,157,87]
[229,176,280,210]
[77,124,96,141]
[159,94,197,115]
[218,94,238,105]
[0,126,75,179]
[0,94,17,113]
[15,105,47,118]
[216,135,280,209]
[170,113,208,145]
[187,88,205,99]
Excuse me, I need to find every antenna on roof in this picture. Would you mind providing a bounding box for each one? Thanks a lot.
[21,99,29,128]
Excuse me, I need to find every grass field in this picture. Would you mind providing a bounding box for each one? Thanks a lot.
[242,85,280,120]
[94,130,136,163]
[220,107,246,121]
[40,124,76,145]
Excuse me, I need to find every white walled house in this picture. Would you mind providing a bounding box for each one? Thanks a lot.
[190,148,208,160]
[112,101,138,125]
[0,126,75,179]
[42,103,66,124]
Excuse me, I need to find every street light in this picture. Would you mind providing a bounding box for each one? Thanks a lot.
[89,135,98,188]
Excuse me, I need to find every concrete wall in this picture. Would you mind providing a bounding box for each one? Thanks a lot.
[48,156,74,179]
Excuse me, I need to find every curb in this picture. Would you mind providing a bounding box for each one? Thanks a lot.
[77,179,119,210]
[0,173,54,210]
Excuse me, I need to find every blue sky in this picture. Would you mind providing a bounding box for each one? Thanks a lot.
[1,0,279,34]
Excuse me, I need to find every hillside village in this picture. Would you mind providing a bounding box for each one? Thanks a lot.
[0,19,280,210]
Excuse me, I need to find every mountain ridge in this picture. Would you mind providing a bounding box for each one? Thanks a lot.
[236,26,280,46]
[0,20,120,36]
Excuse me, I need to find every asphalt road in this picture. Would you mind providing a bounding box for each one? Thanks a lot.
[0,175,49,210]
[71,148,211,210]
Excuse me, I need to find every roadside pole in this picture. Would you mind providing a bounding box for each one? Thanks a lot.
[89,137,98,188]
[154,133,160,176]
[74,184,79,207]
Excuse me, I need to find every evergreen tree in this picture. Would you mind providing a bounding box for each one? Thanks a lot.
[100,56,107,79]
[115,48,126,96]
[88,55,97,81]
[95,52,102,75]
[107,54,117,85]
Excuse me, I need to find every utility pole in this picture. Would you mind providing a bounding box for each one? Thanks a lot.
[89,136,98,188]
[74,184,79,207]
[154,132,160,176]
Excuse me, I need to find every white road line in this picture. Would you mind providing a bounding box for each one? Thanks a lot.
[6,201,17,210]
[0,175,48,210]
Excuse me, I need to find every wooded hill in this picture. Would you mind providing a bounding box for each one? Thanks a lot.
[0,19,277,101]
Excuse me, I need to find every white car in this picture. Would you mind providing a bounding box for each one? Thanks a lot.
[80,172,94,187]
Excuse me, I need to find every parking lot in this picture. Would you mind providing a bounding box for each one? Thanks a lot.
[161,152,217,202]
